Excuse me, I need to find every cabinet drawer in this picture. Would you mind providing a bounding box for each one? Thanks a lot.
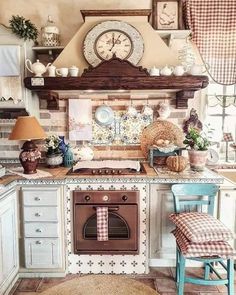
[23,207,58,222]
[22,189,59,206]
[24,222,59,237]
[24,238,61,269]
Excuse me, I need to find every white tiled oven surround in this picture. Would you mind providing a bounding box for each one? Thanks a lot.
[66,182,148,274]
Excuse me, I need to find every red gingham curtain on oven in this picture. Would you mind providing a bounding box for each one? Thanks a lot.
[183,0,236,85]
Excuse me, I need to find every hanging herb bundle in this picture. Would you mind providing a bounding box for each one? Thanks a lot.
[9,15,38,41]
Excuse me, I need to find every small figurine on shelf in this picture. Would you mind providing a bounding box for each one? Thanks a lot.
[41,15,60,46]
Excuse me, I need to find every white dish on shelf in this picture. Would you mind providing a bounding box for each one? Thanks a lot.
[95,105,114,126]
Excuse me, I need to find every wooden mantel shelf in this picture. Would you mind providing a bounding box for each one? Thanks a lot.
[24,57,209,110]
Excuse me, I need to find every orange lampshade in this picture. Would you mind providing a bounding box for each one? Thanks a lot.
[9,116,46,140]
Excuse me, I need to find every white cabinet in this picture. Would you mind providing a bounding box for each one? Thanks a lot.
[21,186,65,271]
[0,189,19,294]
[149,184,176,267]
[218,188,236,251]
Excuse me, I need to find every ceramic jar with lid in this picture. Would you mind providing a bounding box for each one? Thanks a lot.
[41,15,60,46]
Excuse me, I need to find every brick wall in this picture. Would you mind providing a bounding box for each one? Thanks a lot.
[0,92,189,159]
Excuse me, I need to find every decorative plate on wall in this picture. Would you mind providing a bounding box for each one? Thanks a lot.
[83,20,144,67]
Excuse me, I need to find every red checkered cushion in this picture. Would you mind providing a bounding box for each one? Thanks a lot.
[96,207,108,241]
[169,212,234,243]
[173,228,234,259]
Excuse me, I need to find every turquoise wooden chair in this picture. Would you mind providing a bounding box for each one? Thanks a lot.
[171,183,234,295]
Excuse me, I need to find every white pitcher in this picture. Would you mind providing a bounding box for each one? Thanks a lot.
[25,59,51,77]
[47,65,56,77]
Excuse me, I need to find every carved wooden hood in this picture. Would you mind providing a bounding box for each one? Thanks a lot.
[24,57,208,110]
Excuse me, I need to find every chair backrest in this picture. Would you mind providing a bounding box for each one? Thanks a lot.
[171,184,219,216]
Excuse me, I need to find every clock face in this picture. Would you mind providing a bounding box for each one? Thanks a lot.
[83,21,144,67]
[206,148,219,165]
[95,30,133,61]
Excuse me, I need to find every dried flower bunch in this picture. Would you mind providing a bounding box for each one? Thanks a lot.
[45,135,61,155]
[9,15,38,41]
[183,127,210,151]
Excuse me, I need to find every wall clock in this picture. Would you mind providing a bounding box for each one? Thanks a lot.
[83,20,144,67]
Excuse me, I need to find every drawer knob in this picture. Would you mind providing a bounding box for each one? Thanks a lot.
[36,228,42,233]
[35,212,42,217]
[35,240,42,245]
[225,193,230,197]
[34,197,41,201]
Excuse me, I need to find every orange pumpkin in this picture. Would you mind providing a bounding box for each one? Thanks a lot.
[166,155,187,172]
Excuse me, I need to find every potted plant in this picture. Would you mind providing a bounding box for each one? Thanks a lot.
[183,127,210,171]
[45,135,63,168]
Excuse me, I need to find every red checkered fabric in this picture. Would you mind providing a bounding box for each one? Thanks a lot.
[96,207,108,241]
[173,228,234,259]
[169,212,234,243]
[183,0,236,85]
[223,133,234,142]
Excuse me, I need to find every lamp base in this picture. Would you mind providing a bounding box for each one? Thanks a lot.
[19,141,41,174]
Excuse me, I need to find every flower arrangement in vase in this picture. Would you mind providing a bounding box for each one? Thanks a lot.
[183,127,210,171]
[45,135,63,167]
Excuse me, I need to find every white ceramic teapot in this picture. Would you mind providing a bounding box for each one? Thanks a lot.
[25,59,51,77]
[160,65,172,76]
[172,65,186,76]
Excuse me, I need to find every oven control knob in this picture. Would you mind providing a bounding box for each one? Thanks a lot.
[105,169,109,174]
[112,169,116,174]
[98,169,103,174]
[122,195,128,201]
[84,195,90,202]
[118,170,122,174]
[92,170,96,174]
[103,195,109,202]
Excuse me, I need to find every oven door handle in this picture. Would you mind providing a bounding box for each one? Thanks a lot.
[93,206,119,211]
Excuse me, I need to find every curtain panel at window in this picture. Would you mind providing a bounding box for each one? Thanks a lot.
[183,0,236,85]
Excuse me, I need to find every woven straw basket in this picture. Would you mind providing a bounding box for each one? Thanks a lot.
[140,120,184,158]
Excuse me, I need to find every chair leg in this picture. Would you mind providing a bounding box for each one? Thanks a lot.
[175,247,180,283]
[204,262,210,279]
[227,259,234,295]
[178,252,186,295]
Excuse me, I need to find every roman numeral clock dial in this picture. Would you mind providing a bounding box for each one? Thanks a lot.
[95,31,132,60]
[83,21,144,67]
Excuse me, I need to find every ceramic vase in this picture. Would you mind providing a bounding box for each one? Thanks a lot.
[46,153,63,168]
[58,136,67,155]
[64,145,74,167]
[188,150,208,171]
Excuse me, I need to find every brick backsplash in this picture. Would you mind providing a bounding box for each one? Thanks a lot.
[0,96,188,159]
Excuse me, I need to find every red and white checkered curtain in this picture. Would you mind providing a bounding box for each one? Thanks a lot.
[183,0,236,85]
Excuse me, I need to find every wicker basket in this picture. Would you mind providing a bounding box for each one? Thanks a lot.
[140,120,184,158]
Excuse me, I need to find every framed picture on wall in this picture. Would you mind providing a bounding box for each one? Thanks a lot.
[152,0,184,30]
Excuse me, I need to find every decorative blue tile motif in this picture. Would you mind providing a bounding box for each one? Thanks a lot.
[92,111,153,145]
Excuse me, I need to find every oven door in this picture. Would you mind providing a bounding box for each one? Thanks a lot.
[74,204,138,254]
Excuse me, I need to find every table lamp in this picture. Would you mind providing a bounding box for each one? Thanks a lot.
[8,116,46,174]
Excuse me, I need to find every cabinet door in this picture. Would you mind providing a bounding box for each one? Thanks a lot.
[149,185,176,265]
[218,189,236,251]
[0,190,18,291]
[24,238,61,269]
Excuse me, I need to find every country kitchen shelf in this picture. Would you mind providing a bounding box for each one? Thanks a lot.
[24,57,208,110]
